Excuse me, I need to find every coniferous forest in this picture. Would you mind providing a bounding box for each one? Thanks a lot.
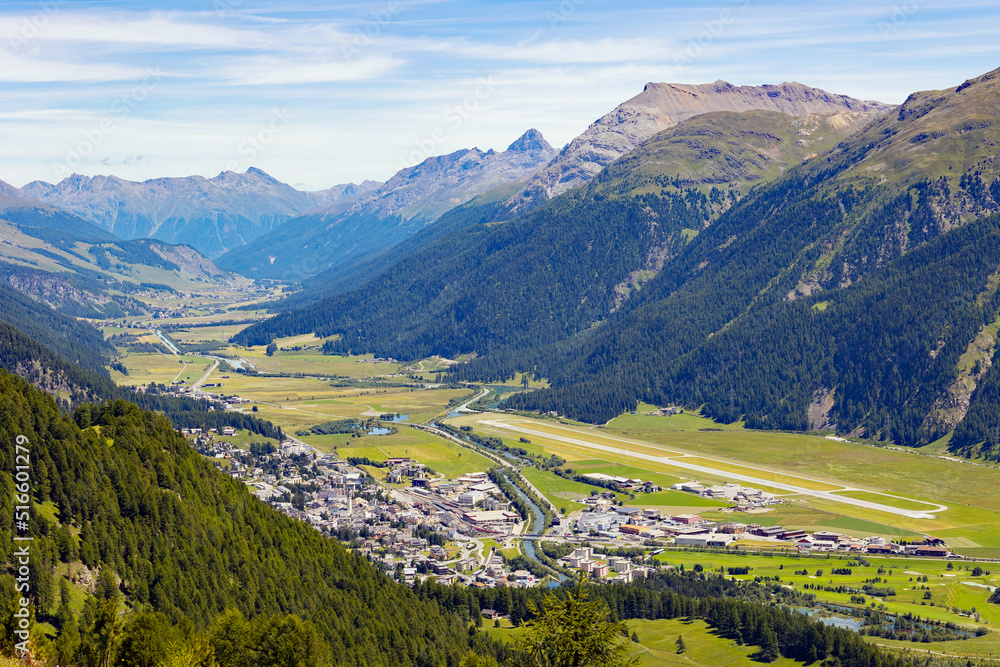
[0,370,502,665]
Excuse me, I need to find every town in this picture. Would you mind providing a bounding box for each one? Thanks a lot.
[186,426,957,598]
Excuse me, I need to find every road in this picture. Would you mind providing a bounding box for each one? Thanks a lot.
[191,358,220,392]
[479,419,947,520]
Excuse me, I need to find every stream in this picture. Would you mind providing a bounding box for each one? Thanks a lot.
[500,469,569,583]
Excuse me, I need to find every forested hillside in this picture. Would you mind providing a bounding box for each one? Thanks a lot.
[509,68,1000,451]
[0,280,113,377]
[0,370,502,665]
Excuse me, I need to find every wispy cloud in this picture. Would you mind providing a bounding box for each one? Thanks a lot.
[215,55,405,85]
[0,52,148,82]
[0,0,998,189]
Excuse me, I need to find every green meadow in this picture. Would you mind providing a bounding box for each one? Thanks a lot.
[648,549,1000,658]
[486,616,807,667]
[331,428,494,478]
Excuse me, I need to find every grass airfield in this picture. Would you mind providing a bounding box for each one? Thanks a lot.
[448,407,1000,555]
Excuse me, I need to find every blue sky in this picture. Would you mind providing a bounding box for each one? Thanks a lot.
[1,0,998,190]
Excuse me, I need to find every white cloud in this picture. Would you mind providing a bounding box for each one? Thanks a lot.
[0,52,149,82]
[0,11,269,50]
[1,1,1000,189]
[429,36,681,64]
[215,54,405,85]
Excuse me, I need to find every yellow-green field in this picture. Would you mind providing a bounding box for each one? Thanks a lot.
[203,372,472,429]
[167,322,249,344]
[330,428,494,477]
[207,336,405,378]
[104,300,498,481]
[111,352,214,386]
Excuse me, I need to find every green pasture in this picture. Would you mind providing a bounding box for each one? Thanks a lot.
[332,429,493,478]
[652,550,1000,642]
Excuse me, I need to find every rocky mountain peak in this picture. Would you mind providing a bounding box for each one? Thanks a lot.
[507,129,552,154]
[500,80,893,218]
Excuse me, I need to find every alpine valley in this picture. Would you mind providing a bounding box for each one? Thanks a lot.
[5,65,1000,667]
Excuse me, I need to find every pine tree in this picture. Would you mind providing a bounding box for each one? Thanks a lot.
[759,627,780,663]
[675,635,686,654]
[515,574,639,667]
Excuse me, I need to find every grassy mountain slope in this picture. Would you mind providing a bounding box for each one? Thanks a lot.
[594,110,876,198]
[1,202,247,318]
[0,217,242,291]
[501,80,891,217]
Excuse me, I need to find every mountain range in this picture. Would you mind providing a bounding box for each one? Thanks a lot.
[234,103,890,357]
[215,129,557,280]
[7,68,1000,453]
[215,81,887,287]
[235,66,1000,454]
[498,80,892,217]
[14,168,380,258]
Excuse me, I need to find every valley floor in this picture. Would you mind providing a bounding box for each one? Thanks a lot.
[88,285,1000,662]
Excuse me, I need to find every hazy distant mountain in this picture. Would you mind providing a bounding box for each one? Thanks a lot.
[19,168,381,258]
[502,80,893,216]
[0,180,118,242]
[217,129,557,280]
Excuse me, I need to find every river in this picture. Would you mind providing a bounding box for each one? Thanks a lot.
[500,469,569,583]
